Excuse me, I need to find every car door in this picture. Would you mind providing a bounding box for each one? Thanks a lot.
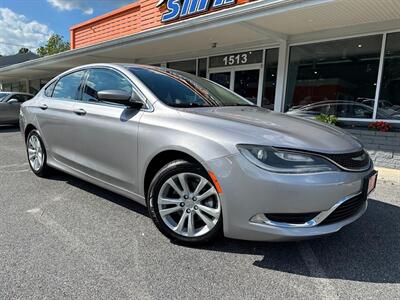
[69,67,144,193]
[7,94,32,122]
[0,95,15,123]
[35,70,86,167]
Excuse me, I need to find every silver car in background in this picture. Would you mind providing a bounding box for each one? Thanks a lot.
[20,64,377,245]
[0,92,33,125]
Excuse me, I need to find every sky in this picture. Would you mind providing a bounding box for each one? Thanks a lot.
[0,0,134,56]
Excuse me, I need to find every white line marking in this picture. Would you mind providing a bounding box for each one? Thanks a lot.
[297,243,339,300]
[0,163,29,169]
[26,207,152,299]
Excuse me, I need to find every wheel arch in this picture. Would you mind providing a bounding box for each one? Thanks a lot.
[24,124,37,142]
[143,149,208,199]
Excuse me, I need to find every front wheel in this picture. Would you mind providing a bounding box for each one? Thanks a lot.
[147,160,223,245]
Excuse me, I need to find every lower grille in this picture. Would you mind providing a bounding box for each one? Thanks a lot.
[265,212,319,224]
[320,193,367,225]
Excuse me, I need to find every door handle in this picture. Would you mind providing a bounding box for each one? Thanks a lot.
[39,104,48,110]
[73,108,87,116]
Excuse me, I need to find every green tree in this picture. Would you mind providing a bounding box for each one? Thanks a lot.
[37,34,70,57]
[18,48,30,54]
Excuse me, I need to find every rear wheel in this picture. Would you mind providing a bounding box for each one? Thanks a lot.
[147,160,222,245]
[26,130,50,177]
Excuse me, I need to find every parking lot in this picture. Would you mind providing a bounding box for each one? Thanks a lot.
[0,125,399,299]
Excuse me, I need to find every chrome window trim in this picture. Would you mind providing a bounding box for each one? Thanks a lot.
[250,191,364,228]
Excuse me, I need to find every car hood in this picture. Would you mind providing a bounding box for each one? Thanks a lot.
[181,106,362,154]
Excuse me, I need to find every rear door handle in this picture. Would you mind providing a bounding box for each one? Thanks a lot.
[73,108,87,116]
[39,104,48,110]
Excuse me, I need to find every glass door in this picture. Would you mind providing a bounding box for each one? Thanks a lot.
[234,69,260,104]
[209,67,261,105]
[209,72,231,89]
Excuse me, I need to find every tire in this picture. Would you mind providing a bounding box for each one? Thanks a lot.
[147,160,223,245]
[26,129,50,177]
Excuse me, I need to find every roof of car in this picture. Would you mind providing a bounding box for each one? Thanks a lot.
[293,100,366,111]
[0,92,33,96]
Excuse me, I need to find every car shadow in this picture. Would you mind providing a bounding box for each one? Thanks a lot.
[44,171,400,284]
[203,198,400,284]
[0,125,19,133]
[47,171,148,216]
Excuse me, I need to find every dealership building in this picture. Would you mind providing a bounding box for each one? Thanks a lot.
[0,0,399,168]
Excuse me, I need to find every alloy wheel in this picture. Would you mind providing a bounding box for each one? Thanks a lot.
[157,172,221,238]
[28,135,44,172]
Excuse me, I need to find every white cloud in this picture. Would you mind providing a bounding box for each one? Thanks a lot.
[0,8,52,56]
[47,0,94,15]
[47,0,133,15]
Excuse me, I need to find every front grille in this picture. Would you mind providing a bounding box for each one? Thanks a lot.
[265,212,319,224]
[324,150,370,171]
[320,193,367,225]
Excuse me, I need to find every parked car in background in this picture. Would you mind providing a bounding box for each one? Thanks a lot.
[361,98,400,114]
[287,100,400,120]
[20,64,377,245]
[0,92,33,125]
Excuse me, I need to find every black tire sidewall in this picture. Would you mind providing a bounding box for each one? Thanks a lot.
[147,160,223,245]
[26,130,48,177]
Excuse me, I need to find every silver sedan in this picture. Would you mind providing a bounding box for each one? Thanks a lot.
[20,64,377,245]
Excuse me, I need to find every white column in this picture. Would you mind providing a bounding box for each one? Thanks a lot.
[274,40,288,112]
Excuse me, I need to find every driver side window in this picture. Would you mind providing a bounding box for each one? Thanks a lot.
[82,68,133,103]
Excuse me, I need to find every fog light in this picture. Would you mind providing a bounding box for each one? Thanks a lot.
[250,213,267,224]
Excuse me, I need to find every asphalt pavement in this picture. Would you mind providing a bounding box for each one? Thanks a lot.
[0,125,399,299]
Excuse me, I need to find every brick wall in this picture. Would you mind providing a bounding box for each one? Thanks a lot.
[346,129,400,169]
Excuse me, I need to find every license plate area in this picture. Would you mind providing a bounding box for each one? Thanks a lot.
[365,171,378,196]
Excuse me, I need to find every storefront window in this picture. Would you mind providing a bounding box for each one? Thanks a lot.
[10,81,27,93]
[262,48,279,110]
[167,59,196,74]
[29,79,41,95]
[197,58,207,77]
[378,32,400,120]
[285,35,382,119]
[2,83,11,92]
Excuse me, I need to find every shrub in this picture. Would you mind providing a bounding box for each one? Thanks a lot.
[315,114,338,125]
[368,121,392,132]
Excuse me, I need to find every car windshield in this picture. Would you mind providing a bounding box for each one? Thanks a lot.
[129,67,254,108]
[0,93,8,102]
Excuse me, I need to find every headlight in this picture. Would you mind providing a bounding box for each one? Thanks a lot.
[237,145,338,174]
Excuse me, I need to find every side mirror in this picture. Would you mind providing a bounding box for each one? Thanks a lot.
[97,90,143,109]
[7,98,19,104]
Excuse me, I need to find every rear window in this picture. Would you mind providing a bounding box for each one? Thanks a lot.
[52,70,86,100]
[44,81,56,97]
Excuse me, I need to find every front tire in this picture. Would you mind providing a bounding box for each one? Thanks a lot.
[26,129,50,177]
[147,160,223,245]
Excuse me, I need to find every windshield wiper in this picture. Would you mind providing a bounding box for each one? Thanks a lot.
[226,104,257,107]
[171,102,209,108]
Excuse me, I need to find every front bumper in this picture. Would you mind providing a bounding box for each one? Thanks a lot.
[206,154,373,241]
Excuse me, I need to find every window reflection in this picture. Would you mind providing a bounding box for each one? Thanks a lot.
[285,35,382,119]
[167,60,197,75]
[378,32,400,120]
